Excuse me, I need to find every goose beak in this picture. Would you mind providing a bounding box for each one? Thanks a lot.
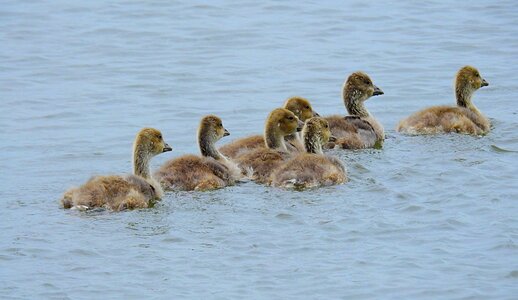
[296,119,304,132]
[223,128,230,136]
[312,111,320,117]
[163,143,172,152]
[373,85,384,96]
[481,78,489,87]
[328,136,337,143]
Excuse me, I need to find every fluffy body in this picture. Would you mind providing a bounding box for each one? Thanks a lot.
[219,135,264,159]
[272,117,347,188]
[219,97,316,159]
[397,106,489,135]
[325,71,384,149]
[271,154,346,188]
[155,115,241,191]
[60,128,171,211]
[61,175,158,211]
[219,134,304,159]
[234,108,302,183]
[397,66,490,135]
[325,115,378,149]
[235,149,291,184]
[155,154,238,191]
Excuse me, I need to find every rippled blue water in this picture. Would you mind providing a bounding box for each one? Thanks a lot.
[1,0,517,299]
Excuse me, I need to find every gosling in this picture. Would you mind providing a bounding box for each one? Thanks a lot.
[60,128,172,211]
[154,115,241,191]
[235,108,303,184]
[397,66,490,135]
[219,96,318,158]
[271,117,347,189]
[325,71,384,149]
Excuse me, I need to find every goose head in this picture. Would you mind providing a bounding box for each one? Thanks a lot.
[198,115,230,144]
[134,128,172,156]
[343,71,384,117]
[344,71,384,102]
[132,128,171,179]
[267,108,303,135]
[264,108,303,149]
[456,65,488,92]
[283,96,320,122]
[302,117,334,154]
[455,66,488,108]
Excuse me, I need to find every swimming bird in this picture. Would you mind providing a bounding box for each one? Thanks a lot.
[325,71,384,149]
[60,128,172,211]
[235,108,303,184]
[397,66,490,135]
[154,115,241,191]
[271,117,346,188]
[219,96,318,158]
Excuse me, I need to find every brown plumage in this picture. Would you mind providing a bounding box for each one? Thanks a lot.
[325,116,378,149]
[235,108,303,184]
[397,66,490,135]
[154,115,241,191]
[218,135,264,159]
[219,96,318,158]
[324,71,385,149]
[60,128,172,211]
[272,117,347,188]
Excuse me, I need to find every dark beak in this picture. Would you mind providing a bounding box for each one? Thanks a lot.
[163,143,172,152]
[481,78,489,87]
[312,110,320,117]
[328,136,337,143]
[296,119,304,132]
[223,128,230,136]
[372,85,384,96]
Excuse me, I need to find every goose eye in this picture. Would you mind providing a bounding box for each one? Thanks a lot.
[305,106,310,109]
[288,116,294,120]
[218,123,222,127]
[158,134,162,139]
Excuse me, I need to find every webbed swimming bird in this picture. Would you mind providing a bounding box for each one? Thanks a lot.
[60,128,172,211]
[235,108,303,184]
[154,115,241,191]
[325,71,384,149]
[397,66,490,135]
[219,96,318,158]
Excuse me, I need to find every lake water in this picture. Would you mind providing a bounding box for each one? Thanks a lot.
[1,0,517,299]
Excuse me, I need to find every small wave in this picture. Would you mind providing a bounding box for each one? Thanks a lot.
[490,145,518,153]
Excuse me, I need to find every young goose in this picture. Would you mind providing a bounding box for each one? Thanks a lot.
[235,108,303,184]
[397,66,490,135]
[219,96,318,158]
[272,117,347,189]
[154,115,241,191]
[60,128,172,211]
[325,71,385,149]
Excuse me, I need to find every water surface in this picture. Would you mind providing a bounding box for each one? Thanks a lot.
[1,0,517,299]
